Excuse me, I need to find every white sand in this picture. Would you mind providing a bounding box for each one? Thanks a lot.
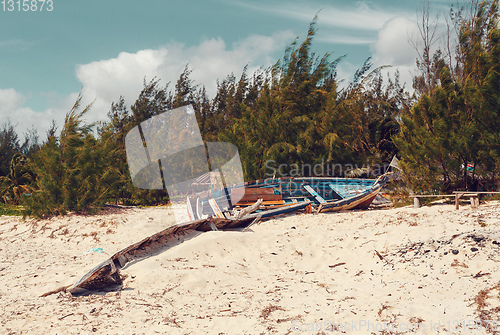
[1,201,500,334]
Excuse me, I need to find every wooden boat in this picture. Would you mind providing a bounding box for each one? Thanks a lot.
[186,183,313,221]
[67,216,256,295]
[187,173,390,218]
[317,181,384,212]
[186,190,313,220]
[62,175,388,295]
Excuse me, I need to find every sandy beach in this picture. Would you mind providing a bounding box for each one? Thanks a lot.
[1,200,500,334]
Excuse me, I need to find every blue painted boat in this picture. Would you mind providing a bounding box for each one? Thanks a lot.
[317,181,385,212]
[187,173,390,218]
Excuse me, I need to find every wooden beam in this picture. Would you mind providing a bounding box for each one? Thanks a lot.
[235,199,263,220]
[414,197,420,209]
[455,193,478,210]
[208,198,225,218]
[303,185,327,204]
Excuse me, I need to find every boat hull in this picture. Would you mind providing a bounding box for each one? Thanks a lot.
[188,174,389,219]
[68,216,254,295]
[318,183,383,213]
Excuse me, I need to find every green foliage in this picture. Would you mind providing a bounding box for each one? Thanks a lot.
[0,153,33,204]
[318,67,407,170]
[6,8,500,209]
[101,82,172,206]
[17,17,412,211]
[396,66,467,191]
[131,78,172,125]
[24,93,120,218]
[11,16,414,211]
[20,127,41,158]
[0,202,22,216]
[396,0,500,192]
[216,19,405,180]
[0,121,20,177]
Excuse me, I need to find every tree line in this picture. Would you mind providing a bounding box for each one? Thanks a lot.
[1,1,499,217]
[397,0,500,192]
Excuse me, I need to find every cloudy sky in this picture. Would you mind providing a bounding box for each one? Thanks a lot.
[0,0,458,138]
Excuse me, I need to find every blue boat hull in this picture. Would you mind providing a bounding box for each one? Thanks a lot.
[188,174,389,219]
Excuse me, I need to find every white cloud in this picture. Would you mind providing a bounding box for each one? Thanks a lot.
[75,48,170,125]
[235,1,404,32]
[371,16,419,67]
[75,31,294,125]
[331,16,420,92]
[77,48,169,106]
[316,34,376,45]
[1,32,295,138]
[182,32,293,93]
[308,5,402,32]
[232,1,422,90]
[0,88,66,138]
[368,16,420,91]
[0,89,25,112]
[2,13,424,139]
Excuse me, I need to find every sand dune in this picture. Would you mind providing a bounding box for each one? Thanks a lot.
[1,201,500,334]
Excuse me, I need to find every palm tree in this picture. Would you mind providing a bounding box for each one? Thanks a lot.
[0,153,33,204]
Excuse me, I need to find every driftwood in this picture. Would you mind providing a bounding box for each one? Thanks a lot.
[41,216,255,296]
[40,285,71,297]
[235,199,263,219]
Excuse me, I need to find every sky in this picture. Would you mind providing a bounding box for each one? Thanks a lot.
[0,0,460,139]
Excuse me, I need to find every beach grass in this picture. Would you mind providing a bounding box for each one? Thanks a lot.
[0,203,23,216]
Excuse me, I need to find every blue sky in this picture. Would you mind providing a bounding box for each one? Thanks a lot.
[0,0,458,137]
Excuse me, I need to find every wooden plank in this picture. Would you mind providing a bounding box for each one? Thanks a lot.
[318,184,382,213]
[208,198,225,218]
[472,196,479,209]
[455,193,463,210]
[410,194,455,198]
[232,187,277,194]
[303,185,327,204]
[328,184,344,199]
[196,197,207,219]
[455,193,478,210]
[329,183,372,199]
[235,199,263,220]
[409,193,483,210]
[230,187,282,204]
[453,191,500,194]
[242,200,311,219]
[235,200,285,206]
[186,196,197,221]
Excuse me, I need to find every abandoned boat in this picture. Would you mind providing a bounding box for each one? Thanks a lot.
[187,173,390,219]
